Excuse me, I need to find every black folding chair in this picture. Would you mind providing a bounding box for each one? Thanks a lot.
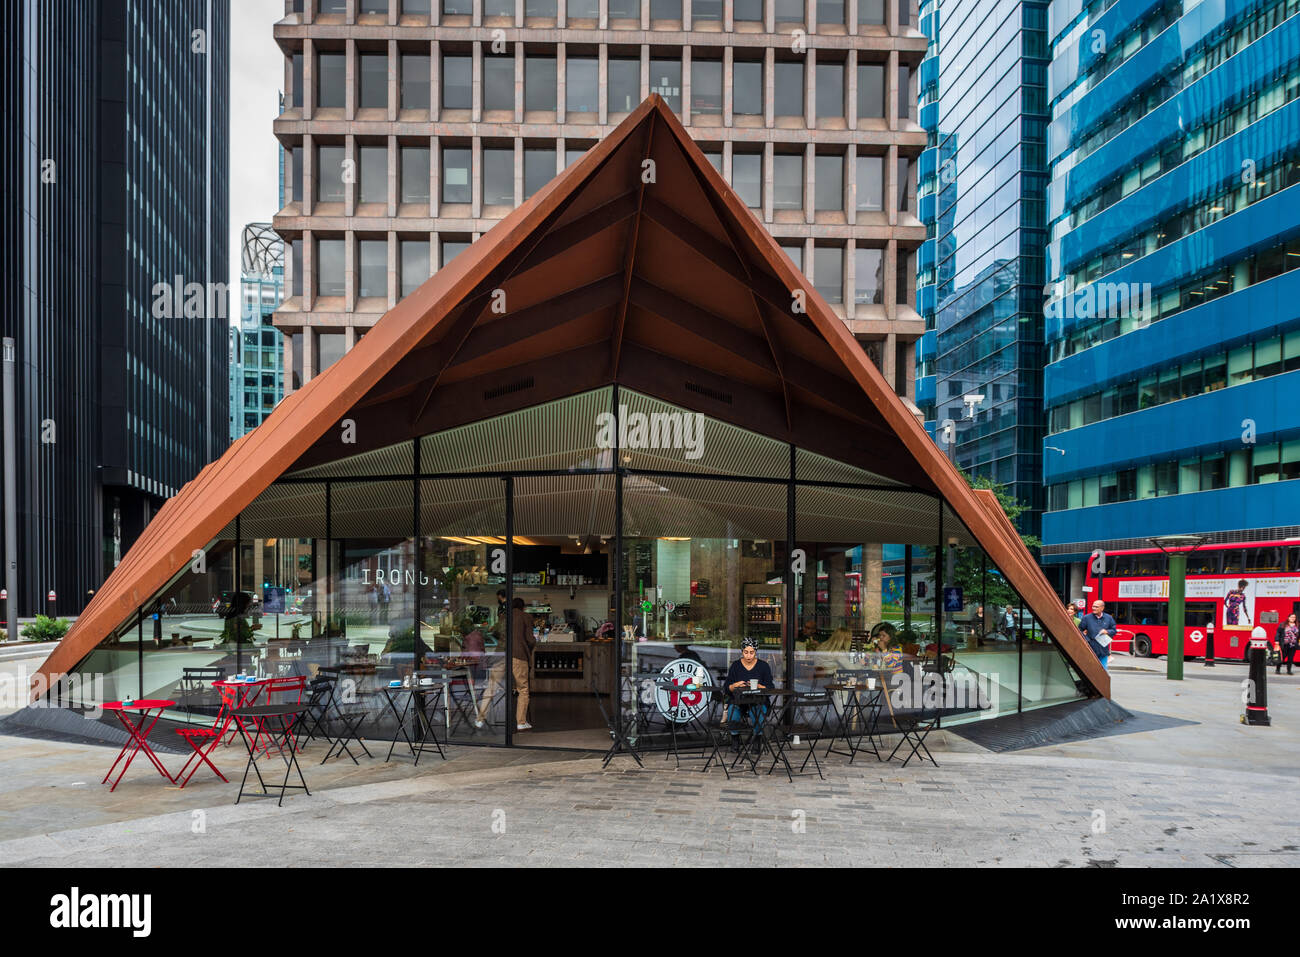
[888,712,939,768]
[319,683,375,765]
[770,691,834,780]
[178,666,227,722]
[297,675,337,746]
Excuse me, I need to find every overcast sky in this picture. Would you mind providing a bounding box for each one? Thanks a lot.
[226,0,285,324]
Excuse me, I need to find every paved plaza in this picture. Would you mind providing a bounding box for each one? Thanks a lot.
[2,648,1297,867]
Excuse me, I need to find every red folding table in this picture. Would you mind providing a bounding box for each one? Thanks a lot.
[212,677,271,746]
[102,699,177,791]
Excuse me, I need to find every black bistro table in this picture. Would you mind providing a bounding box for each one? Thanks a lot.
[231,704,310,807]
[380,680,447,766]
[602,671,728,777]
[823,677,886,763]
[724,687,797,777]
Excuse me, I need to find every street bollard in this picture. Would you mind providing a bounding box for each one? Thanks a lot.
[1205,622,1215,667]
[1244,631,1270,726]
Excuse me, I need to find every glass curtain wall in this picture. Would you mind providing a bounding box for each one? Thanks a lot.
[61,389,1090,742]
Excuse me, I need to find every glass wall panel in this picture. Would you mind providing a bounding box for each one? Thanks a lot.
[483,56,515,111]
[524,147,557,199]
[774,61,804,116]
[621,475,788,699]
[400,146,430,204]
[567,58,599,113]
[442,147,471,203]
[359,53,387,109]
[608,58,640,113]
[482,147,515,205]
[359,145,386,203]
[318,52,346,108]
[733,61,763,115]
[525,56,558,111]
[732,152,762,208]
[649,59,682,113]
[400,54,430,110]
[511,475,617,747]
[420,477,509,745]
[693,59,723,116]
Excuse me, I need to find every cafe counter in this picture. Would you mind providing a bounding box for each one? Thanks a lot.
[530,640,613,694]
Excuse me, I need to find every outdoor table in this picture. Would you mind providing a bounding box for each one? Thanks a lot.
[231,704,310,807]
[102,700,177,791]
[212,677,272,746]
[418,664,480,736]
[600,672,727,776]
[649,674,729,777]
[824,680,885,763]
[380,682,447,766]
[725,687,796,776]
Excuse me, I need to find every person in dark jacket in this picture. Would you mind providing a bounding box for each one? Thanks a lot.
[1276,612,1298,676]
[723,641,774,748]
[1079,600,1117,671]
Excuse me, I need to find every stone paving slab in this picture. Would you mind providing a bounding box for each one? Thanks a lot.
[3,748,1296,867]
[2,647,1298,867]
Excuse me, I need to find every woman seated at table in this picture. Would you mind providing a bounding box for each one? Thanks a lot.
[723,641,775,748]
[870,623,905,678]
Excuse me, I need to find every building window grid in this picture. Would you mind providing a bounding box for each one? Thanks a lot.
[1051,234,1300,362]
[1046,436,1300,511]
[1062,0,1300,169]
[1048,328,1300,435]
[279,18,922,383]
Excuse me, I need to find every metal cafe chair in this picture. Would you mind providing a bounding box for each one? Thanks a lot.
[769,690,834,781]
[888,712,940,768]
[296,675,337,747]
[257,675,307,754]
[174,725,228,788]
[320,700,373,765]
[178,666,226,722]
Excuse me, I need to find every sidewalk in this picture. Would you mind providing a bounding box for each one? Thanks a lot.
[1,645,1296,866]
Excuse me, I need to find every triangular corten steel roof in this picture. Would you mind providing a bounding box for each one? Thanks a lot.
[34,96,1107,698]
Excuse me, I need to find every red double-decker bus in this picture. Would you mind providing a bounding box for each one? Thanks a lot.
[1083,539,1300,661]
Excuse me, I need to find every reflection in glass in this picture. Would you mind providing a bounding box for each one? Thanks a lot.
[608,59,640,113]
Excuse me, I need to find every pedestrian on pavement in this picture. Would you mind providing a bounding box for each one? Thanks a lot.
[1002,605,1017,641]
[1276,612,1298,676]
[1079,599,1117,671]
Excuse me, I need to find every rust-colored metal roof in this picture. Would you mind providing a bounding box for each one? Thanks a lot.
[34,96,1107,699]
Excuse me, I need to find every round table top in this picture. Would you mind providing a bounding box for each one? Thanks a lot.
[213,677,269,687]
[231,703,309,717]
[105,699,176,711]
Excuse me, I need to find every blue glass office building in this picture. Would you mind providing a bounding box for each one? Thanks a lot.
[232,224,286,439]
[1042,0,1300,586]
[916,0,1050,536]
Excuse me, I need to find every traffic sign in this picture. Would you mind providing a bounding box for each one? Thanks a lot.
[942,587,963,612]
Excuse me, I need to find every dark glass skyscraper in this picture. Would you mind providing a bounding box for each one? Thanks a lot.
[915,0,1050,537]
[0,0,229,620]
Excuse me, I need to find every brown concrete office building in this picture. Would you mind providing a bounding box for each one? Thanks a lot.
[272,0,926,397]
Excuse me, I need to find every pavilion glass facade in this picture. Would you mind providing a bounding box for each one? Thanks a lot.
[60,389,1087,746]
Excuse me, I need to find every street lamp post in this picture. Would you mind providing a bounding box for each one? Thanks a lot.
[1150,534,1206,682]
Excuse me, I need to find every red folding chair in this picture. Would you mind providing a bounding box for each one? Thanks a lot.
[258,676,307,754]
[173,726,228,787]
